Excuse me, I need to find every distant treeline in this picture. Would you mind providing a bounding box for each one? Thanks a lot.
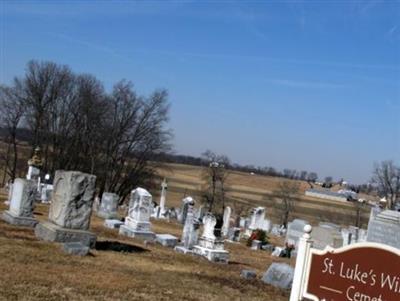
[153,152,319,181]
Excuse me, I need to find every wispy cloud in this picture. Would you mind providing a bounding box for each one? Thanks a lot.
[357,0,382,17]
[47,32,135,63]
[265,78,344,89]
[385,25,399,41]
[48,30,399,74]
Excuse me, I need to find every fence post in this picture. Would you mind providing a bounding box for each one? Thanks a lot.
[290,225,313,301]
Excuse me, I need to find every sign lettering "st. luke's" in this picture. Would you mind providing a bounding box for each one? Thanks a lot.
[305,246,400,301]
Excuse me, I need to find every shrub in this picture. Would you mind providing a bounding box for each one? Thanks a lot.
[246,229,269,247]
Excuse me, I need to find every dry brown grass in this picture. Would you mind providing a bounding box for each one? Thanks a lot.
[156,163,371,227]
[0,198,290,301]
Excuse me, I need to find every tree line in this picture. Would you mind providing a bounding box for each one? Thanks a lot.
[0,60,171,201]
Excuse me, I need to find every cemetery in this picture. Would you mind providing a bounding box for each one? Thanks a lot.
[0,147,398,300]
[0,3,399,299]
[1,157,398,301]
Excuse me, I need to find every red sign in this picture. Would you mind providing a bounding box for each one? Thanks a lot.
[305,244,400,301]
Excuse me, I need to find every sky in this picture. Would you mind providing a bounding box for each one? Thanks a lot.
[0,0,399,184]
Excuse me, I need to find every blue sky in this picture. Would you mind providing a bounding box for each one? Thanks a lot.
[1,1,399,184]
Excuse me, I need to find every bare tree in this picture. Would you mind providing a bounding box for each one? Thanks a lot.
[101,86,172,201]
[299,170,308,181]
[201,150,230,214]
[2,60,172,202]
[307,172,318,183]
[273,180,300,227]
[15,60,74,153]
[372,161,400,210]
[324,176,333,185]
[0,85,26,183]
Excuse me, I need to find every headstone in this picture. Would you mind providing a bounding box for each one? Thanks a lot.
[248,207,266,230]
[342,226,367,246]
[262,263,294,290]
[35,170,97,247]
[119,187,155,240]
[175,203,199,254]
[221,206,232,237]
[62,242,90,256]
[312,224,343,250]
[285,219,309,248]
[179,196,195,224]
[104,219,124,229]
[271,246,284,257]
[158,178,168,218]
[192,213,229,263]
[227,227,241,242]
[366,209,400,249]
[40,184,53,203]
[97,192,119,219]
[241,270,257,280]
[271,224,281,236]
[26,147,42,181]
[239,217,247,228]
[156,234,178,248]
[251,239,262,250]
[1,178,37,227]
[260,218,272,232]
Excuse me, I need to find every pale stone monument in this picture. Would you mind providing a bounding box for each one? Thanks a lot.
[179,196,195,224]
[97,192,119,219]
[366,209,400,249]
[342,226,367,246]
[26,147,42,181]
[251,239,262,250]
[35,170,97,247]
[155,234,178,248]
[311,223,343,250]
[227,227,241,242]
[285,219,309,248]
[262,263,294,289]
[119,187,155,240]
[221,206,232,237]
[245,206,266,236]
[157,178,168,218]
[2,178,37,227]
[175,202,199,254]
[40,182,53,204]
[193,213,229,263]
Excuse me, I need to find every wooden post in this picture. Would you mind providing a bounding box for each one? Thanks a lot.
[290,225,313,301]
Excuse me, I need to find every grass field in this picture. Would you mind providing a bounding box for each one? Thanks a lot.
[155,163,372,228]
[0,197,291,301]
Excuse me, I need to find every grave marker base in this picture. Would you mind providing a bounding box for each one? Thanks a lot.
[174,245,194,254]
[118,225,155,241]
[1,210,37,227]
[35,221,96,247]
[192,245,229,263]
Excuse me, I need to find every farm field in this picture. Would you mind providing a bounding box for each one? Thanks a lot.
[155,163,372,228]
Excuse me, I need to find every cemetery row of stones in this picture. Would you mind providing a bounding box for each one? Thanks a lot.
[2,167,400,292]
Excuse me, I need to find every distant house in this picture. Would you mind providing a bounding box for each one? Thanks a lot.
[305,189,357,203]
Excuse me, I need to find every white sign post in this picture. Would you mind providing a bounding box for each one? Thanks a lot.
[290,225,400,301]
